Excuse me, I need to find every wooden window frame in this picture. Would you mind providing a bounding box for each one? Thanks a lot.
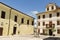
[57,20,60,25]
[43,15,45,19]
[1,11,5,19]
[43,22,45,26]
[14,16,17,22]
[21,18,24,24]
[27,20,29,25]
[49,14,52,18]
[57,12,59,17]
[38,16,40,19]
[32,21,34,25]
[57,29,60,34]
[47,8,49,11]
[38,22,40,26]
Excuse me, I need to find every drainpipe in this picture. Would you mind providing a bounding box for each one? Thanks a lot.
[8,8,11,35]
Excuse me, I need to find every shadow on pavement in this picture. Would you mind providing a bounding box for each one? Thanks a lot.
[43,37,60,40]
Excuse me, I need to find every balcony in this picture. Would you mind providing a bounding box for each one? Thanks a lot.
[46,24,55,29]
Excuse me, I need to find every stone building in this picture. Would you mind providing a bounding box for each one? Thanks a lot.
[0,2,34,36]
[36,3,60,36]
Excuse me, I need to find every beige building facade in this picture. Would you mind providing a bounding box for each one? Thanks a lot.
[37,3,60,36]
[0,2,34,36]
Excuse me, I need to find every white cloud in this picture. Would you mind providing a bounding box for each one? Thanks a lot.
[31,11,38,14]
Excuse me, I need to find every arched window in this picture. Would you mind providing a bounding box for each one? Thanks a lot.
[38,16,40,19]
[52,6,54,10]
[47,7,49,11]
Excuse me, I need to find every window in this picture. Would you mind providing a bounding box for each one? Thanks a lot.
[52,6,54,10]
[43,22,45,26]
[32,21,34,25]
[14,16,17,22]
[38,16,40,19]
[27,20,29,25]
[46,24,49,28]
[43,15,45,19]
[49,14,52,18]
[57,20,60,25]
[38,22,40,26]
[57,29,60,34]
[1,11,5,19]
[49,21,52,28]
[21,18,24,23]
[57,12,59,17]
[47,8,49,11]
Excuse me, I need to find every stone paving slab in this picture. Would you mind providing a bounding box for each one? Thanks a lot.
[0,35,43,40]
[0,35,60,40]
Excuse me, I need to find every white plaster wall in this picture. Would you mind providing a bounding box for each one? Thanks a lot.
[37,13,60,34]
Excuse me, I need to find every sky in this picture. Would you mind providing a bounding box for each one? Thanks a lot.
[0,0,60,18]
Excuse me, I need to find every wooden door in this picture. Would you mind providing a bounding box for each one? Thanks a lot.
[0,28,3,36]
[13,27,17,34]
[49,29,52,36]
